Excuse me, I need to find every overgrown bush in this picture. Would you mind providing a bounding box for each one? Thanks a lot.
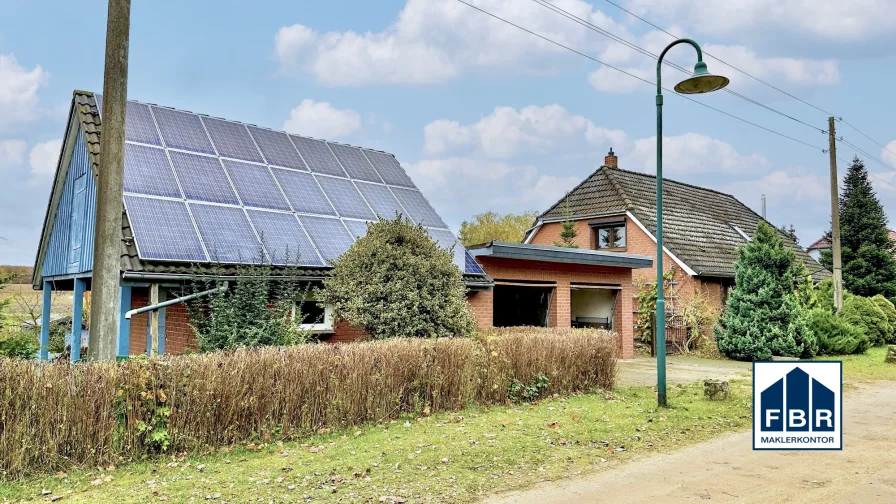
[677,289,721,352]
[634,270,674,342]
[319,216,474,339]
[715,222,816,360]
[187,262,315,351]
[0,328,616,478]
[840,295,891,346]
[870,295,896,344]
[805,308,870,355]
[0,329,39,359]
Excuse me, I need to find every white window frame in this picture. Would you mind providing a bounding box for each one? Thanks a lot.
[292,294,334,331]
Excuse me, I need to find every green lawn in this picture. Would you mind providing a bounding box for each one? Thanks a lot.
[0,381,752,503]
[826,345,895,383]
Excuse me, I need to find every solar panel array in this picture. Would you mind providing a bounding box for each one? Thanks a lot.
[100,97,483,273]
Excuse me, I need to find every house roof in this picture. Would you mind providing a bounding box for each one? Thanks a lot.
[538,166,830,279]
[807,236,830,251]
[34,91,492,288]
[468,241,653,269]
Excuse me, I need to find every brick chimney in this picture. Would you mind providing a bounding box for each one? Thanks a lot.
[604,148,618,168]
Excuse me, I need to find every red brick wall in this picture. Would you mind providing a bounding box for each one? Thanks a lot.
[129,288,149,355]
[466,289,493,330]
[164,300,196,354]
[476,256,635,358]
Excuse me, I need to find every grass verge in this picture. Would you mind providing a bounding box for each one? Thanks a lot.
[0,381,751,503]
[824,346,895,383]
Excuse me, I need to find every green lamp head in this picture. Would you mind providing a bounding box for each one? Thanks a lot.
[673,61,729,94]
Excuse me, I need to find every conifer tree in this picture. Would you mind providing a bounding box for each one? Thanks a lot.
[821,157,896,297]
[554,199,579,248]
[714,221,816,360]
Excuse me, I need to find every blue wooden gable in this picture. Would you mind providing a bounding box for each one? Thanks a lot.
[41,128,97,279]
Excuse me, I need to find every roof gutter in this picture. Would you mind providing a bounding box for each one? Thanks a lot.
[126,282,228,319]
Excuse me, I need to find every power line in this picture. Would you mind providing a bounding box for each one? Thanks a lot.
[454,0,825,153]
[601,0,838,117]
[530,0,823,133]
[839,137,896,173]
[839,119,896,158]
[601,0,896,166]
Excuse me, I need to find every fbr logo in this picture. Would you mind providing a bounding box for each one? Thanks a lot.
[753,361,842,450]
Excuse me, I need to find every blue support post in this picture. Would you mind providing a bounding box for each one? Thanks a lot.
[71,278,86,361]
[117,284,132,358]
[39,281,52,360]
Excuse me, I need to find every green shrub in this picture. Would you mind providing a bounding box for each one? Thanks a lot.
[870,295,896,344]
[805,308,869,355]
[0,329,39,359]
[319,216,474,339]
[840,296,890,346]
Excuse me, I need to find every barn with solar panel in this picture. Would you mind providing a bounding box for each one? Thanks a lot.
[32,90,651,360]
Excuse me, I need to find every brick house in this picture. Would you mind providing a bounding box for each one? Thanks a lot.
[32,91,651,360]
[526,150,830,323]
[806,230,896,262]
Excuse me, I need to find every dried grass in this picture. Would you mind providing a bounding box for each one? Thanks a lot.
[0,328,616,478]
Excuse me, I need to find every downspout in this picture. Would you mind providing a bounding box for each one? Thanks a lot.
[125,282,228,320]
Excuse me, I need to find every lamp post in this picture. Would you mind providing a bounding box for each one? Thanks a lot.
[655,39,729,407]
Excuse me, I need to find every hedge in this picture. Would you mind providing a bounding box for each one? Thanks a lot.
[0,328,617,478]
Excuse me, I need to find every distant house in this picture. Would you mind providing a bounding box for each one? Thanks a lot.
[806,230,896,262]
[32,92,652,360]
[525,150,830,311]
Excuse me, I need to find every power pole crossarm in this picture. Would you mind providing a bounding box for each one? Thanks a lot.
[829,117,844,311]
[88,0,131,361]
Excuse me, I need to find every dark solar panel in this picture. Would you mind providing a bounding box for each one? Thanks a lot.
[354,181,406,220]
[123,143,183,198]
[222,160,290,211]
[124,195,206,261]
[290,136,346,177]
[169,151,239,205]
[391,187,446,228]
[328,142,382,183]
[428,229,465,271]
[247,209,324,266]
[190,203,265,263]
[464,251,485,274]
[271,168,337,216]
[125,102,162,146]
[297,215,355,263]
[202,117,264,163]
[151,107,216,154]
[316,176,375,220]
[342,219,371,240]
[362,150,414,187]
[248,127,306,170]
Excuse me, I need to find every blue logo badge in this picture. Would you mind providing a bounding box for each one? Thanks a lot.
[753,361,842,450]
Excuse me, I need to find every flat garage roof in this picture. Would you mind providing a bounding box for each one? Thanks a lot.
[467,241,653,269]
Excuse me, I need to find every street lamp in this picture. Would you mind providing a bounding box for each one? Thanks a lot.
[655,39,728,407]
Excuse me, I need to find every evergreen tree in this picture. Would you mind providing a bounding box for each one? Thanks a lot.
[821,157,896,297]
[554,198,579,248]
[714,221,816,360]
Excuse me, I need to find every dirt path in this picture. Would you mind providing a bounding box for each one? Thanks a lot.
[485,381,896,504]
[616,355,752,387]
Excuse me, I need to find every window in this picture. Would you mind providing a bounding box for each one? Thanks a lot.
[292,292,334,331]
[595,224,626,249]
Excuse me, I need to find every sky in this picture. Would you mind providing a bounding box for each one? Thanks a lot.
[2,0,896,265]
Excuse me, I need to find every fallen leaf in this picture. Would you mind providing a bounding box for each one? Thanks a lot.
[571,413,581,422]
[548,422,560,429]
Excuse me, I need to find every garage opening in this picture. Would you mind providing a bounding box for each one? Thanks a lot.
[570,285,618,330]
[493,283,553,327]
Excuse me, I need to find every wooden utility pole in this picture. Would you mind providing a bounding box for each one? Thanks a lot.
[88,0,131,360]
[828,117,844,311]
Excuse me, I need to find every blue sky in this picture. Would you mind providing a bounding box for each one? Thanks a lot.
[2,0,896,265]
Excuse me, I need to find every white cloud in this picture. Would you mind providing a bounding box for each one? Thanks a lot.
[0,139,27,171]
[0,53,48,130]
[274,0,632,86]
[587,29,839,93]
[29,139,62,176]
[624,133,768,175]
[424,104,627,158]
[625,0,896,43]
[724,170,828,205]
[282,99,361,139]
[883,141,896,168]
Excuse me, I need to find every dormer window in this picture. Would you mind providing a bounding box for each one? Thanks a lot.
[596,224,626,249]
